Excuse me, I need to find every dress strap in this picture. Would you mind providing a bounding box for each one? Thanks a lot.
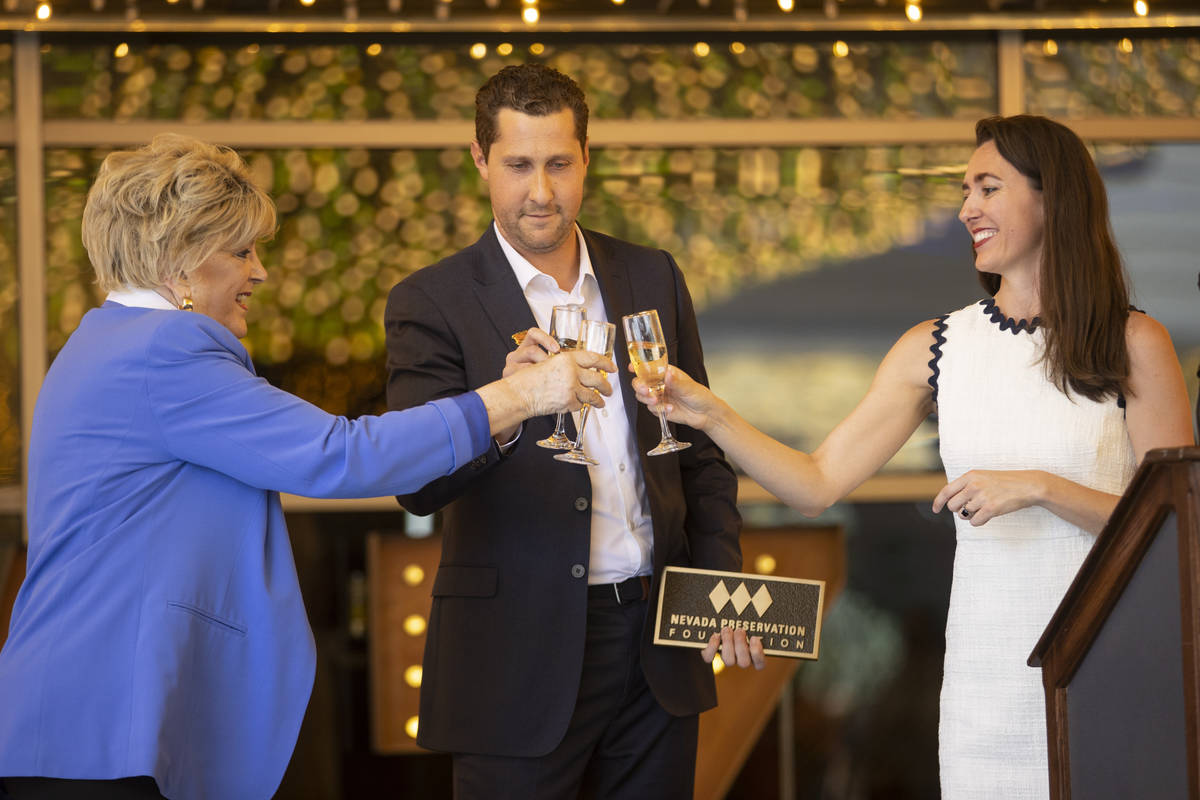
[927,314,949,406]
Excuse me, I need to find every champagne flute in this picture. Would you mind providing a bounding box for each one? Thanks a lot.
[554,320,616,466]
[536,304,587,450]
[622,309,691,456]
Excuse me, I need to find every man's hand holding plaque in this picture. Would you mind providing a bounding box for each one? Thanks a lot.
[702,627,767,671]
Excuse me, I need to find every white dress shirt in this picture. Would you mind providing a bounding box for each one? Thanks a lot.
[494,223,654,585]
[106,287,177,310]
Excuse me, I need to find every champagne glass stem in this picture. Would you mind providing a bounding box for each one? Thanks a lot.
[572,406,592,449]
[653,387,675,442]
[656,406,674,441]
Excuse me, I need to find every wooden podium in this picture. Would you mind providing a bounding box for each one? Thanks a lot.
[1029,446,1200,800]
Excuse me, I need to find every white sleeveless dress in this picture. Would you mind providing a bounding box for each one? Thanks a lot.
[931,299,1136,798]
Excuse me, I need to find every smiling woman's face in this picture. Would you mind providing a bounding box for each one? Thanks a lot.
[181,243,267,338]
[958,140,1045,279]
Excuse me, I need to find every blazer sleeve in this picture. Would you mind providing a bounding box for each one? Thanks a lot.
[143,313,491,499]
[666,251,743,572]
[384,278,506,516]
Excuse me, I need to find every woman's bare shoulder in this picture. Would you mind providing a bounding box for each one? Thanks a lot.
[1125,309,1176,360]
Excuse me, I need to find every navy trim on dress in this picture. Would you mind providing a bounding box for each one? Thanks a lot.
[928,314,949,406]
[980,297,1040,335]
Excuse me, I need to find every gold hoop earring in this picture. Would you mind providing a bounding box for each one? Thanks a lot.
[181,297,194,311]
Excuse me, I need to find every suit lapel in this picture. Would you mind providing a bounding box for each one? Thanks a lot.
[470,226,539,345]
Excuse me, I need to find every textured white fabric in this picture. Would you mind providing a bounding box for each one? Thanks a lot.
[933,300,1136,799]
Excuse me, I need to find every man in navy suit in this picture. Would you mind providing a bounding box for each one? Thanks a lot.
[385,64,741,799]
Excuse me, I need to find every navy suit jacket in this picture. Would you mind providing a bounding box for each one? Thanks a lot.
[0,304,490,799]
[385,226,741,756]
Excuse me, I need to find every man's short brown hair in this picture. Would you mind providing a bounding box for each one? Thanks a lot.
[474,63,589,160]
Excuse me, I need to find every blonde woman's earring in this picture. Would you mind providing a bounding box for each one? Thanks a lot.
[180,297,194,311]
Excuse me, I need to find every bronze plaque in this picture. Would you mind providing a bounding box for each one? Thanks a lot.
[653,566,825,660]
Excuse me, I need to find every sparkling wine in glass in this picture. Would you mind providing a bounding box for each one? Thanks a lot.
[536,304,586,450]
[554,320,616,466]
[621,309,691,456]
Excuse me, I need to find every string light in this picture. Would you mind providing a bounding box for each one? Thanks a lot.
[35,2,51,19]
[403,665,423,688]
[1043,38,1058,56]
[365,42,382,56]
[833,40,849,58]
[404,716,419,739]
[905,1,921,22]
[114,42,129,57]
[612,0,625,5]
[299,0,315,7]
[469,42,487,59]
[522,4,538,24]
[1118,37,1134,53]
[529,42,545,55]
[778,0,794,10]
[1133,0,1148,15]
[729,41,745,55]
[693,41,709,57]
[497,42,513,56]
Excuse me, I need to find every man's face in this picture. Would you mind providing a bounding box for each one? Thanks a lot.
[472,107,588,264]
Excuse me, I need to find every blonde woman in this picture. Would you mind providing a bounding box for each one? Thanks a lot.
[0,135,612,800]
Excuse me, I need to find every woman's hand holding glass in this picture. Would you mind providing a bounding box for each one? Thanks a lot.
[630,362,719,434]
[489,344,614,435]
[554,320,617,466]
[621,309,691,455]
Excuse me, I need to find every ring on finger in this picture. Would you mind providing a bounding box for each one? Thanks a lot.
[959,507,973,519]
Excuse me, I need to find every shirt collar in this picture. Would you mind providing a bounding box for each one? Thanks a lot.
[494,222,595,297]
[106,287,177,311]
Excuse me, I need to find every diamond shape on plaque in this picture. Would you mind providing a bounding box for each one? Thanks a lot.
[751,585,773,616]
[708,580,731,613]
[730,582,752,614]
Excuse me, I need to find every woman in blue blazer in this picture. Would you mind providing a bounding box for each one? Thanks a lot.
[0,135,613,800]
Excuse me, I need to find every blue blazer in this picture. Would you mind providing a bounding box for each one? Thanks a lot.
[0,303,489,799]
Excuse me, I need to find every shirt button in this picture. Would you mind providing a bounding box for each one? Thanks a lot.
[618,463,626,472]
[570,564,586,579]
[601,410,608,417]
[574,497,589,512]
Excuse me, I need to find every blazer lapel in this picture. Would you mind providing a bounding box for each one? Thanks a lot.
[470,226,540,345]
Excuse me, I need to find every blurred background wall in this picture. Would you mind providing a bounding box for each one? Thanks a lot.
[0,3,1197,797]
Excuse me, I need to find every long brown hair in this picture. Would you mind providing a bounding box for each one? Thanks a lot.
[975,115,1130,402]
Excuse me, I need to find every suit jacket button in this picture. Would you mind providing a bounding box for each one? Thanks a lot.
[570,564,586,579]
[574,497,589,511]
[471,455,487,470]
